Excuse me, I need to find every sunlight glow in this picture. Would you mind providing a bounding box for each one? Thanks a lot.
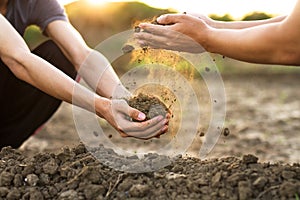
[86,0,108,5]
[138,0,297,19]
[60,0,297,19]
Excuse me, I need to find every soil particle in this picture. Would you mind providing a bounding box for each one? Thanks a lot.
[117,178,132,191]
[13,174,23,187]
[238,181,252,200]
[0,187,9,197]
[83,184,106,199]
[43,158,59,175]
[39,173,50,185]
[6,187,20,200]
[223,127,230,136]
[199,132,205,137]
[211,171,222,187]
[25,173,39,186]
[129,184,150,197]
[27,188,44,200]
[281,170,296,179]
[0,171,14,186]
[134,26,141,33]
[58,189,78,200]
[205,67,210,72]
[279,182,299,197]
[242,154,259,164]
[122,44,134,54]
[253,176,268,188]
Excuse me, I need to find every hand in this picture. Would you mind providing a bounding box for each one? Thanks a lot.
[134,14,210,53]
[96,97,169,140]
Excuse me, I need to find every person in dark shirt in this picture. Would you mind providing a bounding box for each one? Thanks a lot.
[0,0,168,149]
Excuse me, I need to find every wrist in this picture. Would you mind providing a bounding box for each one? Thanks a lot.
[112,84,132,100]
[94,96,111,117]
[195,23,214,52]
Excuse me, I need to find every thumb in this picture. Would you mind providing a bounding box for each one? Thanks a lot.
[128,107,146,121]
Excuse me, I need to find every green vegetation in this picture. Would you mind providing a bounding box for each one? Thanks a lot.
[242,12,272,21]
[209,14,234,21]
[23,25,47,50]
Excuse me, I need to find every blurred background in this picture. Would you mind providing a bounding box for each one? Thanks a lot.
[24,0,300,74]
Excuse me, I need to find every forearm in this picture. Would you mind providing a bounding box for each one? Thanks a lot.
[47,21,130,99]
[0,15,108,114]
[2,51,109,114]
[78,50,130,99]
[206,21,300,65]
[210,15,287,29]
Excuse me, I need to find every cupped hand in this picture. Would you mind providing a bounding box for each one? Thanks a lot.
[134,14,210,53]
[96,98,169,140]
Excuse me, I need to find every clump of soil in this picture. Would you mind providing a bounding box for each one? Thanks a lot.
[0,144,299,200]
[127,93,170,121]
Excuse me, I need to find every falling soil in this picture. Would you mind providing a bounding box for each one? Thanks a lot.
[223,127,230,137]
[121,17,167,54]
[127,93,170,121]
[0,144,299,200]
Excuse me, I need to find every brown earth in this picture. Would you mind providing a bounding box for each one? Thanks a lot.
[0,144,299,200]
[127,93,170,121]
[2,73,299,199]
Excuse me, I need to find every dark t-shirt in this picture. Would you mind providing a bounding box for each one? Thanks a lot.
[5,0,68,36]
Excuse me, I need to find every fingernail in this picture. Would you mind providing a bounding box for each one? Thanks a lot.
[138,113,146,120]
[161,119,168,125]
[161,126,168,133]
[156,115,163,121]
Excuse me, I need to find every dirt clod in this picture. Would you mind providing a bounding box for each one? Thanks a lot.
[242,154,259,164]
[121,44,135,54]
[129,184,150,197]
[128,93,170,121]
[25,174,39,186]
[0,171,14,187]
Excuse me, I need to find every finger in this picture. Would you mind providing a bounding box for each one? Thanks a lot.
[134,32,169,49]
[126,119,169,139]
[156,14,187,25]
[121,115,164,133]
[155,126,169,138]
[137,23,168,36]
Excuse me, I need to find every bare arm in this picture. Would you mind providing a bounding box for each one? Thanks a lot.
[191,13,287,29]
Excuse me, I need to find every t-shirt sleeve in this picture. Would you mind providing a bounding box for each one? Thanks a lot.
[30,0,68,33]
